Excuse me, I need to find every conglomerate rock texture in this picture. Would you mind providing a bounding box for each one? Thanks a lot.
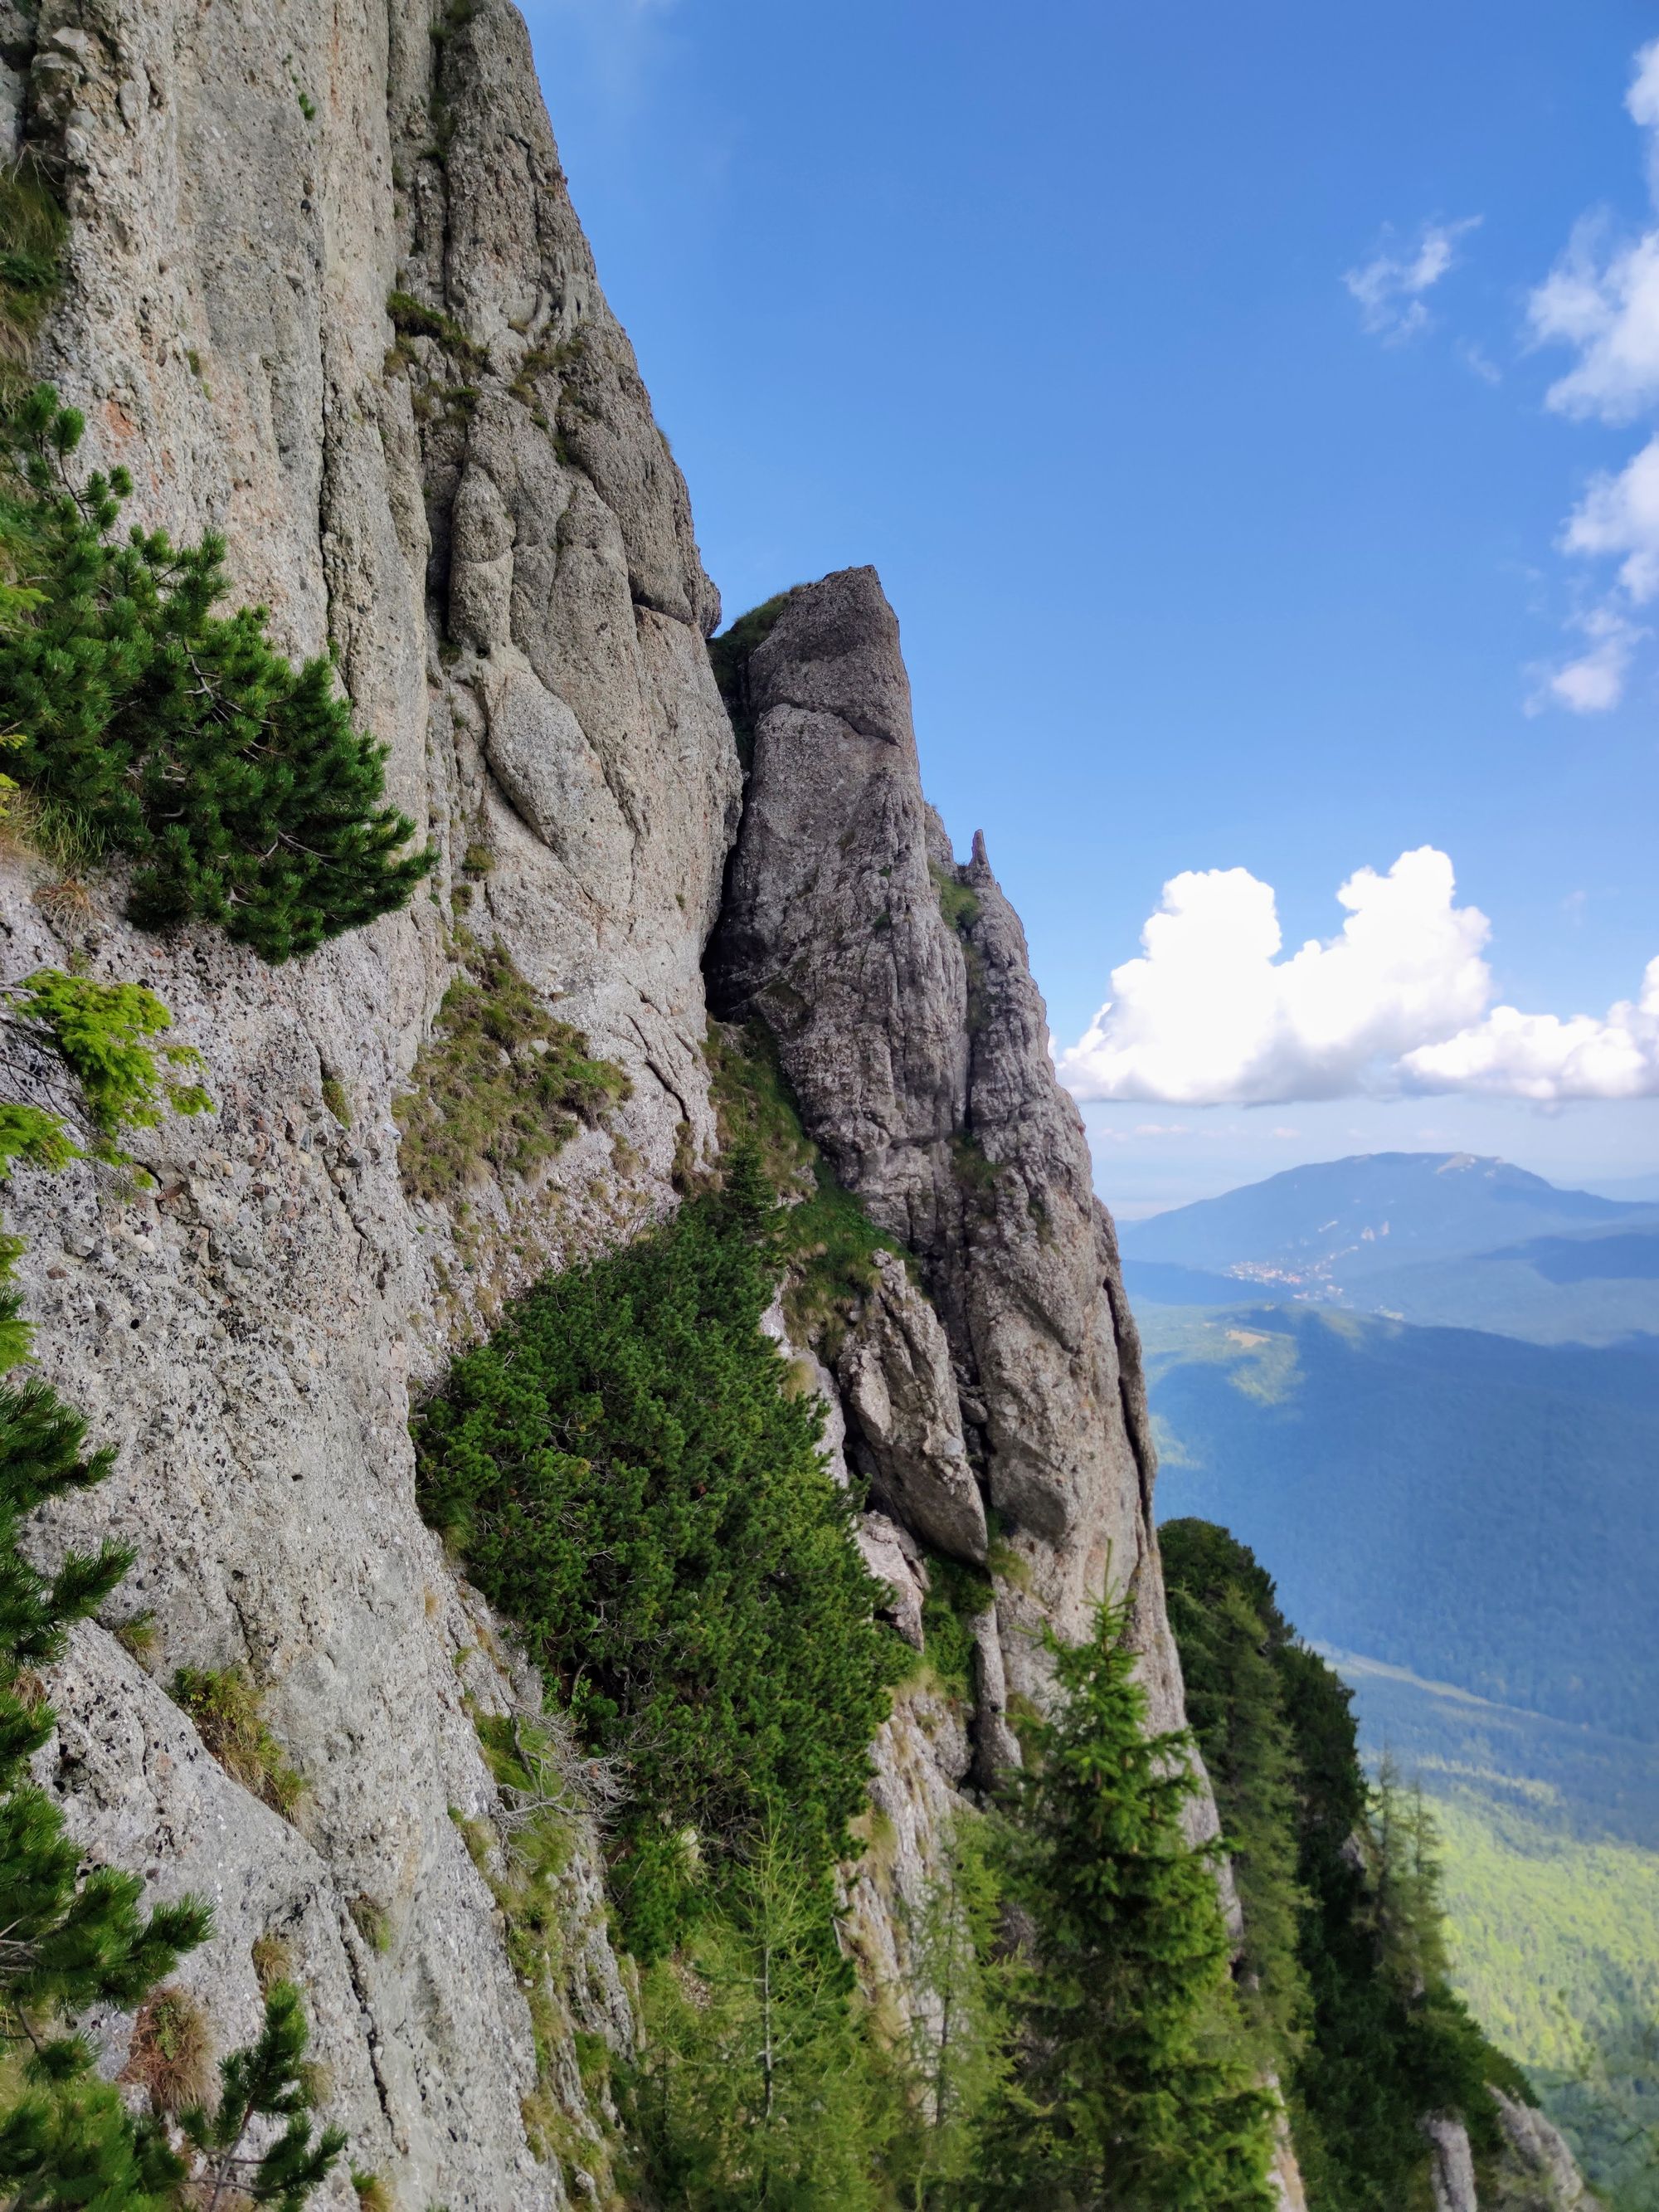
[0,5,1593,2210]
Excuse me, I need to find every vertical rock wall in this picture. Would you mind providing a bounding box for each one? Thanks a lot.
[1,6,1576,2208]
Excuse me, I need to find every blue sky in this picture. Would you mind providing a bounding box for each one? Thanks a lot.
[521,0,1659,1211]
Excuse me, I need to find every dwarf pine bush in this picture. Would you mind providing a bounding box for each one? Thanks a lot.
[416,1146,901,1956]
[0,384,432,961]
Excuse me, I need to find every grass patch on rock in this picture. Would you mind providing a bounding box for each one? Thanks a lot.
[396,935,630,1205]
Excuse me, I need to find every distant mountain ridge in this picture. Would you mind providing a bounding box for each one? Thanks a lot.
[1121,1151,1659,1344]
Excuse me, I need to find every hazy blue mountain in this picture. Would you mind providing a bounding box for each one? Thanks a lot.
[1143,1301,1659,1745]
[1121,1152,1659,1343]
[1354,1220,1659,1345]
[1582,1170,1659,1204]
[1121,1150,1652,1289]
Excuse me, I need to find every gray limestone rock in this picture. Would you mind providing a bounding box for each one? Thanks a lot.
[837,1250,988,1564]
[1428,2116,1481,2212]
[855,1511,929,1651]
[708,566,1199,1740]
[1491,2093,1602,2210]
[3,2,733,2202]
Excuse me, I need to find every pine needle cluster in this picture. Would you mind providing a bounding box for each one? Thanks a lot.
[416,1147,901,1956]
[0,383,432,962]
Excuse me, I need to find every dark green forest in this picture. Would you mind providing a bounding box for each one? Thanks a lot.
[1161,1519,1532,2212]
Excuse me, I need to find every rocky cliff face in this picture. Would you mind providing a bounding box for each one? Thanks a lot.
[2,2,732,2205]
[0,5,1598,2210]
[708,568,1186,1737]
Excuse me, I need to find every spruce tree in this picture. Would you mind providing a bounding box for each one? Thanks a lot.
[630,1807,887,2212]
[1160,1519,1311,2066]
[1161,1522,1534,2211]
[977,1600,1277,2212]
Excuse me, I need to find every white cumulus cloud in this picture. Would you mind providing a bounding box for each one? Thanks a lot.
[1058,852,1659,1107]
[1403,959,1659,1099]
[1345,217,1481,342]
[1530,217,1659,424]
[1056,848,1493,1107]
[1561,435,1659,598]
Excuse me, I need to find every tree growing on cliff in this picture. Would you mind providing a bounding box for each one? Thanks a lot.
[630,1805,893,2212]
[1160,1519,1534,2212]
[0,383,432,962]
[975,1599,1278,2212]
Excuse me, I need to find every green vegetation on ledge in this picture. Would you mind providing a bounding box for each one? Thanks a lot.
[708,590,798,768]
[395,934,630,1205]
[0,158,66,382]
[705,1017,910,1348]
[415,1148,901,1958]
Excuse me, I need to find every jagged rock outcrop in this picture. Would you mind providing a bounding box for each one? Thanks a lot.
[708,566,1191,1749]
[1426,2099,1602,2212]
[837,1250,988,1565]
[1491,2092,1602,2210]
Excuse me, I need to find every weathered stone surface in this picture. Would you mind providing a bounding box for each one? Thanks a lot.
[0,11,1583,2211]
[1428,2116,1481,2212]
[3,2,732,2202]
[708,567,1197,1736]
[1491,2092,1602,2210]
[838,1250,988,1564]
[855,1510,929,1650]
[841,1680,975,2045]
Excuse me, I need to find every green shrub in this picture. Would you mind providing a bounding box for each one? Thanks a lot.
[415,1151,900,1955]
[394,934,630,1203]
[0,384,433,962]
[931,864,981,938]
[918,1552,993,1707]
[0,969,211,1181]
[386,288,487,372]
[0,157,66,376]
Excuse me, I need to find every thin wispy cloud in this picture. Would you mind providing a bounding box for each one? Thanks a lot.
[1056,850,1659,1107]
[1344,217,1481,343]
[1530,38,1659,709]
[1527,604,1647,716]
